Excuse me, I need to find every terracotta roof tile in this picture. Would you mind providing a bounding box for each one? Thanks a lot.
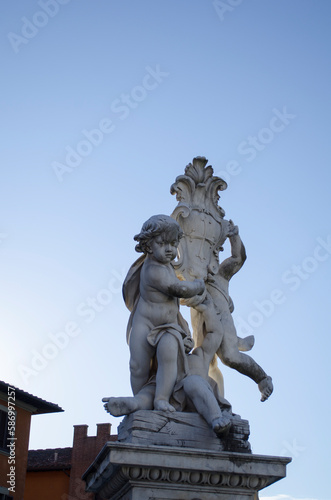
[0,380,63,414]
[27,447,72,471]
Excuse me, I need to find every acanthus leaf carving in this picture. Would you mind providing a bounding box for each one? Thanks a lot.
[170,156,229,281]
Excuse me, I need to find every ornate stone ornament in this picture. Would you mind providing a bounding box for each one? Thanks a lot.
[171,156,229,282]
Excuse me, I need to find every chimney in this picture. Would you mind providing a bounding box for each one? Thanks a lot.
[73,424,88,444]
[96,423,111,440]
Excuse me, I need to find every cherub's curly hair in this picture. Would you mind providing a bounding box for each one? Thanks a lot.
[134,214,183,254]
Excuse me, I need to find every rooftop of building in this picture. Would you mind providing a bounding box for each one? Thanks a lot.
[0,380,63,414]
[27,447,72,471]
[27,432,118,471]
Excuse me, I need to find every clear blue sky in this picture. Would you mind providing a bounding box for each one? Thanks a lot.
[1,2,330,499]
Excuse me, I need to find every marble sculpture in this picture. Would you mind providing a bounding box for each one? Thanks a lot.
[103,157,273,437]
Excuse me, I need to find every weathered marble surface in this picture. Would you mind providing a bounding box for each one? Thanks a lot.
[94,157,290,500]
[171,157,273,402]
[103,157,273,444]
[83,437,291,500]
[117,410,251,454]
[104,212,234,435]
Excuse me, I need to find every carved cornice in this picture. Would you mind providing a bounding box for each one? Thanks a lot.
[84,442,291,499]
[98,463,271,498]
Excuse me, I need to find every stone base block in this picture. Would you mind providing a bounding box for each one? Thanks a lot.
[83,411,291,500]
[84,442,290,499]
[117,410,251,453]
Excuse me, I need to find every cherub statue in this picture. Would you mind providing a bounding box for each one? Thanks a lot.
[120,214,205,411]
[103,293,233,436]
[190,220,273,402]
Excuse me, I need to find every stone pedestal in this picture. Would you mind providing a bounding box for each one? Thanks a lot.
[83,411,291,500]
[117,410,251,453]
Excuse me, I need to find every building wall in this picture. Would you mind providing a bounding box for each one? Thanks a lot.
[0,395,32,500]
[24,470,70,500]
[68,423,111,500]
[24,423,113,499]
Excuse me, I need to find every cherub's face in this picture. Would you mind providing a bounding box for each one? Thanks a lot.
[148,234,179,264]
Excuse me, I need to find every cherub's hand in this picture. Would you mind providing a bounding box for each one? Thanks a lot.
[192,292,212,313]
[180,289,206,308]
[183,335,194,353]
[206,272,215,284]
[227,219,239,238]
[195,278,205,295]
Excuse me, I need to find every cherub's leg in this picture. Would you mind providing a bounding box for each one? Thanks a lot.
[154,333,178,412]
[218,316,273,401]
[218,342,273,401]
[208,354,225,397]
[183,375,231,435]
[129,326,155,395]
[102,383,155,416]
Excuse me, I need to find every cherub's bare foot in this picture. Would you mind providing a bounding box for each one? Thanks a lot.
[212,415,232,436]
[102,397,138,416]
[237,335,255,352]
[154,399,176,412]
[258,376,273,402]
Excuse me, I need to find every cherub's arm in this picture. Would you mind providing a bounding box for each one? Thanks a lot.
[169,278,205,299]
[146,264,205,299]
[218,220,246,281]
